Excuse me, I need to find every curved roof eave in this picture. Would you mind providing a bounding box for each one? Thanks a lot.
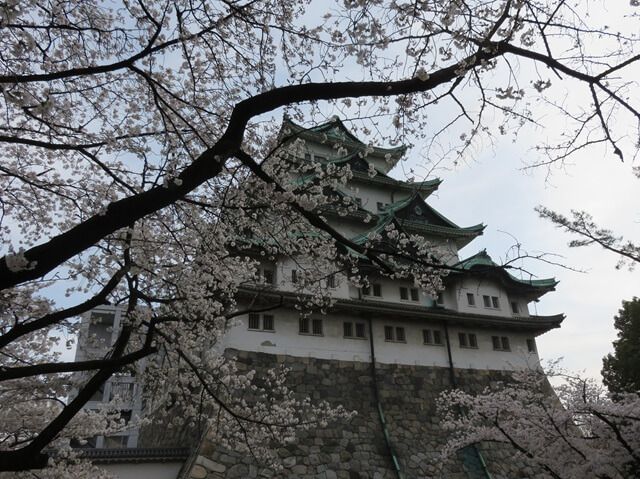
[236,286,565,334]
[452,250,559,293]
[281,116,407,159]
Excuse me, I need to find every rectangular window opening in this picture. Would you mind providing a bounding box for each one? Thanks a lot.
[511,301,519,314]
[248,313,260,330]
[491,296,500,309]
[262,315,274,331]
[492,335,511,351]
[400,287,408,300]
[526,339,536,353]
[312,319,323,335]
[355,323,366,338]
[459,332,478,349]
[299,318,309,334]
[384,326,394,341]
[343,322,353,337]
[483,295,491,308]
[410,288,420,302]
[467,293,475,306]
[372,284,382,297]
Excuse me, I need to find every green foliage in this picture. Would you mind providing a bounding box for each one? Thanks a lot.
[602,297,640,395]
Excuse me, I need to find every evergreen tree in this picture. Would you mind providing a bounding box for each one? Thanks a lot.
[602,298,640,395]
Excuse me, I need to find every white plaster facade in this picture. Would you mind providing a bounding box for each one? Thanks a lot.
[227,117,560,374]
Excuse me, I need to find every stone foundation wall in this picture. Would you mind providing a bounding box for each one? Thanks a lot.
[176,350,549,479]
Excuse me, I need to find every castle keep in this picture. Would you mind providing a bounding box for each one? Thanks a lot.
[177,117,563,478]
[79,117,563,478]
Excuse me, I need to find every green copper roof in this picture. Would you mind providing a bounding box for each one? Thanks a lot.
[379,191,484,246]
[349,215,396,246]
[453,250,558,290]
[281,116,407,158]
[299,155,441,199]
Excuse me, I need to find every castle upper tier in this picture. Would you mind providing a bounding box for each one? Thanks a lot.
[221,116,563,370]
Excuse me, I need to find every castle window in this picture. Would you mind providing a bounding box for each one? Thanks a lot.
[248,313,260,330]
[435,292,445,306]
[312,319,323,335]
[384,326,393,341]
[385,326,406,342]
[300,318,323,336]
[492,336,511,351]
[511,301,519,314]
[400,287,419,302]
[423,329,443,345]
[467,293,475,306]
[459,333,478,349]
[263,269,274,284]
[291,269,298,284]
[354,197,362,207]
[315,155,326,162]
[377,201,384,212]
[262,315,274,331]
[299,317,309,334]
[249,314,274,332]
[363,284,382,297]
[344,322,366,339]
[483,295,500,309]
[327,274,336,288]
[526,339,536,353]
[343,322,353,337]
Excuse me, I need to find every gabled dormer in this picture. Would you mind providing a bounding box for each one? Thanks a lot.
[448,250,558,318]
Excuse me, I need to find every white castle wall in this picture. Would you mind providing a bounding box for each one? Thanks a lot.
[450,277,531,317]
[222,308,540,371]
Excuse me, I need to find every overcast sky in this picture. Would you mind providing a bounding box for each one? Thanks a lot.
[418,132,638,380]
